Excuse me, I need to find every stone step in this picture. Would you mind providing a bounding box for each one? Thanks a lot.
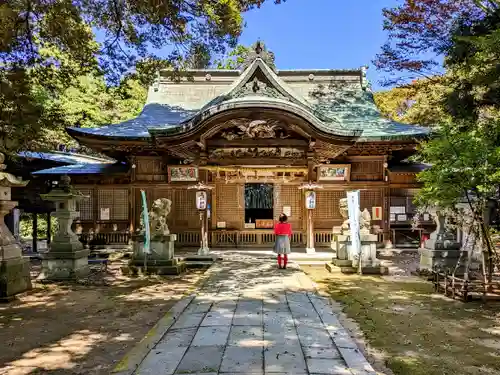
[184,261,215,269]
[294,260,328,266]
[377,248,419,256]
[325,262,389,275]
[182,255,221,262]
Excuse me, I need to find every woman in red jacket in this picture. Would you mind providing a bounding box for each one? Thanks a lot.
[273,213,292,269]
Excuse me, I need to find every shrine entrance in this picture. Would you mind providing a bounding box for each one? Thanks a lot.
[244,183,274,228]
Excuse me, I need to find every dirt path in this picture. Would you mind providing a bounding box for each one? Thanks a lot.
[0,259,206,375]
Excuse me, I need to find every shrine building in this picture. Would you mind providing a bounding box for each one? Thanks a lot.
[31,42,431,250]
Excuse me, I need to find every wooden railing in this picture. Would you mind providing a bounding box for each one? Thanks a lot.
[210,230,305,248]
[175,230,334,249]
[176,231,201,246]
[314,231,334,247]
[77,230,333,249]
[78,231,131,245]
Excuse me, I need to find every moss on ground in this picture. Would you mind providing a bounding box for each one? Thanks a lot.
[302,266,500,375]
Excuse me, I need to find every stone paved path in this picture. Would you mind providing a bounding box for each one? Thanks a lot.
[134,254,377,375]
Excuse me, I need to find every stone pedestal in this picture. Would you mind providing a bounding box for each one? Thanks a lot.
[419,248,467,272]
[330,227,342,259]
[126,234,186,275]
[0,158,31,300]
[327,197,386,275]
[0,200,32,300]
[330,233,387,274]
[419,209,462,273]
[335,234,380,266]
[38,178,90,281]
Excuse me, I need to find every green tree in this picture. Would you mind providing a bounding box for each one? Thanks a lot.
[40,73,147,150]
[1,0,283,81]
[214,44,252,69]
[0,1,283,155]
[413,117,500,279]
[34,43,253,150]
[444,8,500,121]
[385,3,500,280]
[374,78,452,126]
[373,0,488,86]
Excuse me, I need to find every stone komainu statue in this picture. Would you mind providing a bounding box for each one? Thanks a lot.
[139,198,172,236]
[338,198,371,234]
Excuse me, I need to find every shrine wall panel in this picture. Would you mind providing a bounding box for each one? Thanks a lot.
[172,189,200,230]
[389,172,418,184]
[97,188,129,221]
[360,189,384,225]
[135,156,166,182]
[74,185,131,233]
[277,185,303,231]
[137,188,200,231]
[215,183,244,230]
[313,190,346,229]
[350,160,384,181]
[75,187,94,221]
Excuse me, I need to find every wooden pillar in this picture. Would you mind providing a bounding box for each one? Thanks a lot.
[306,150,315,182]
[47,212,51,244]
[130,156,137,236]
[306,209,315,253]
[92,186,98,231]
[129,187,135,234]
[32,213,38,253]
[306,149,316,251]
[199,150,210,244]
[212,183,217,230]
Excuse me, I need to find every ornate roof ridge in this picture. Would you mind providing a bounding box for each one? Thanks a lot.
[156,67,364,76]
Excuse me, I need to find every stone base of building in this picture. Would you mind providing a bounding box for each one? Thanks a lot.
[419,248,467,274]
[123,258,187,275]
[0,257,32,301]
[325,262,389,275]
[38,249,91,281]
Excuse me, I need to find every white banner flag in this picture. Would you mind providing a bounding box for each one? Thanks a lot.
[346,190,361,262]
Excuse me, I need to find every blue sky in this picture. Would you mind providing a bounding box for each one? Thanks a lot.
[96,0,416,90]
[234,0,402,91]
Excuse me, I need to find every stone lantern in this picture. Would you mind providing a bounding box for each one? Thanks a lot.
[419,207,462,272]
[0,153,31,300]
[38,175,90,280]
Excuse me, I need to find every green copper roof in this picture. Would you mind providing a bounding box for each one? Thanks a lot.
[308,84,429,141]
[68,42,429,142]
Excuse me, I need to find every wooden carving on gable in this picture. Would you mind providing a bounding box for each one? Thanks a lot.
[219,118,290,141]
[209,147,304,159]
[231,77,287,101]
